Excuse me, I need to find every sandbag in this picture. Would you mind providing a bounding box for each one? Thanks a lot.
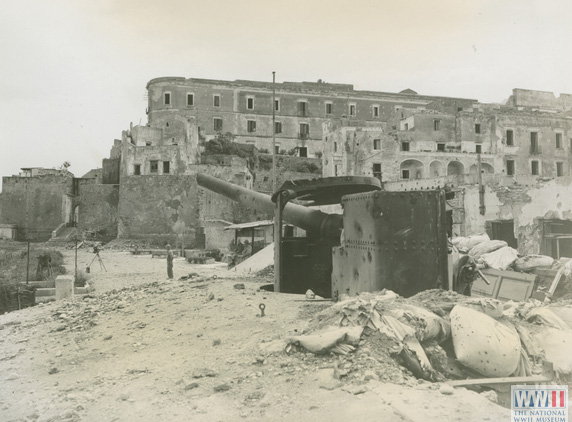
[480,246,519,270]
[455,233,490,253]
[450,305,521,377]
[469,240,507,259]
[549,307,572,330]
[526,307,571,331]
[462,297,504,319]
[513,255,554,272]
[532,328,572,375]
[289,326,363,354]
[388,304,450,342]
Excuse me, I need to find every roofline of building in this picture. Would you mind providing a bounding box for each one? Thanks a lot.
[146,76,478,103]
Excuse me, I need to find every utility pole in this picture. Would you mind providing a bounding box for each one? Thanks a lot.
[272,71,277,193]
[26,241,30,284]
[74,237,78,283]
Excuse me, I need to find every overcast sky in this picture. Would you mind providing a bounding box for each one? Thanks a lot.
[1,0,571,183]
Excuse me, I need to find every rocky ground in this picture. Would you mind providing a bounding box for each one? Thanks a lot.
[0,247,509,422]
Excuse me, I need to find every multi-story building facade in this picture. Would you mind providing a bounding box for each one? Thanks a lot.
[145,76,476,159]
[323,88,572,183]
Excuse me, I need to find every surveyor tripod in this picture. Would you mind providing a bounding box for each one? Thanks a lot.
[87,251,107,272]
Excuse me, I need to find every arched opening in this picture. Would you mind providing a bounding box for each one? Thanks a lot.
[429,161,443,178]
[469,163,494,174]
[447,161,464,176]
[400,159,424,180]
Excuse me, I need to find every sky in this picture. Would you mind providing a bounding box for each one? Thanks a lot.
[1,0,571,184]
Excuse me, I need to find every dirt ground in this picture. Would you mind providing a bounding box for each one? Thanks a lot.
[0,246,510,422]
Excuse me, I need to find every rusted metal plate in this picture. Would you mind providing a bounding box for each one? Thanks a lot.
[272,176,381,206]
[333,190,449,298]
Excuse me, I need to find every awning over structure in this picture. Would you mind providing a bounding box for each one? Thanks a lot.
[224,220,274,231]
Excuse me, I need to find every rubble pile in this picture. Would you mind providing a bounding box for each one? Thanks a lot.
[48,282,171,332]
[287,289,572,385]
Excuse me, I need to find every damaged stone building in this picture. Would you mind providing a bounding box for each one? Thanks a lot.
[323,88,572,257]
[1,77,571,258]
[145,76,475,158]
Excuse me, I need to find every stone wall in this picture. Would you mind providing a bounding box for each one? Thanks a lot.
[0,174,72,240]
[76,180,119,239]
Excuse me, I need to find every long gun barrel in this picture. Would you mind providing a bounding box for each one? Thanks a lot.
[196,173,343,238]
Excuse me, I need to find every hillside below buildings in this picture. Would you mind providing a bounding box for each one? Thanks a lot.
[1,77,571,259]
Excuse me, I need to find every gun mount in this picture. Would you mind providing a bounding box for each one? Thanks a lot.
[197,173,449,299]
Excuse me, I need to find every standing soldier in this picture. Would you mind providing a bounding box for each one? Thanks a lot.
[166,244,174,280]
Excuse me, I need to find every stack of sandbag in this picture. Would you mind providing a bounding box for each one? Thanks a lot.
[480,246,519,270]
[513,255,554,272]
[452,233,490,253]
[469,240,507,259]
[450,305,522,377]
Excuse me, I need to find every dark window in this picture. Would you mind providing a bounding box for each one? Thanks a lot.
[404,123,409,131]
[247,120,256,132]
[334,142,337,153]
[274,121,282,134]
[134,164,141,175]
[299,147,308,158]
[530,132,539,154]
[213,95,220,107]
[274,99,280,111]
[214,118,223,131]
[401,169,410,179]
[334,165,339,176]
[373,139,381,150]
[506,129,514,146]
[349,104,356,116]
[531,160,539,175]
[187,94,194,106]
[557,162,564,177]
[298,101,307,116]
[434,120,441,131]
[437,143,445,152]
[164,92,171,105]
[476,145,482,153]
[163,161,170,174]
[274,145,280,154]
[475,123,481,134]
[556,133,562,149]
[401,142,410,151]
[506,160,515,176]
[373,106,379,117]
[325,102,332,114]
[299,123,309,139]
[247,97,254,110]
[491,220,518,248]
[150,160,158,173]
[373,163,382,181]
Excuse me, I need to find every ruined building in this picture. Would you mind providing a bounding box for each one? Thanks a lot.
[1,78,571,258]
[322,88,572,257]
[145,76,476,159]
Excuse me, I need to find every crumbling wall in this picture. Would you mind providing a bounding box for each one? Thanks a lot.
[0,174,72,240]
[463,177,572,254]
[77,181,119,239]
[117,175,199,245]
